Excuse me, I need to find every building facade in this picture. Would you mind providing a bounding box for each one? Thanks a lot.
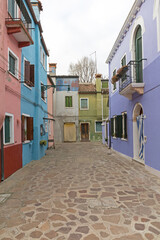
[49,64,79,143]
[106,0,160,175]
[79,75,109,142]
[0,0,34,181]
[21,0,49,166]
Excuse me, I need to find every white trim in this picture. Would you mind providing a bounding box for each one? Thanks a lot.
[22,113,30,117]
[120,53,127,66]
[112,68,117,93]
[95,120,102,133]
[8,48,19,79]
[121,111,127,140]
[3,113,14,145]
[80,98,89,110]
[153,0,160,51]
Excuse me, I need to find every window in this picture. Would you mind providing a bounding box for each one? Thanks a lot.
[111,113,127,139]
[22,115,33,142]
[41,83,46,101]
[24,59,35,87]
[40,46,46,69]
[4,113,14,144]
[80,98,89,110]
[112,69,116,91]
[9,51,18,78]
[8,0,17,18]
[95,121,102,132]
[102,80,108,89]
[48,120,51,136]
[122,112,127,139]
[121,55,127,82]
[65,96,72,108]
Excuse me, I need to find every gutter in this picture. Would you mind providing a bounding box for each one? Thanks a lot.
[106,0,145,64]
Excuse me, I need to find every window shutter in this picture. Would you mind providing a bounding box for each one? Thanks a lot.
[117,115,122,138]
[21,115,25,142]
[30,65,35,87]
[124,113,127,139]
[25,60,30,85]
[111,118,114,137]
[27,117,33,140]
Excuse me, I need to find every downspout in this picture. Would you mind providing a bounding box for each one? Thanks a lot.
[108,62,111,149]
[1,127,4,181]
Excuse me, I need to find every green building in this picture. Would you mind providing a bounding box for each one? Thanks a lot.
[79,74,109,142]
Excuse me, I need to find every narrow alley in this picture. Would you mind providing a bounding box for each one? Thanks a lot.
[0,143,160,240]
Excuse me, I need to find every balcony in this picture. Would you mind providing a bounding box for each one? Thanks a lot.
[119,59,146,100]
[5,0,33,48]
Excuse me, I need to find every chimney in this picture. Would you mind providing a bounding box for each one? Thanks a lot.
[49,63,57,76]
[30,0,43,21]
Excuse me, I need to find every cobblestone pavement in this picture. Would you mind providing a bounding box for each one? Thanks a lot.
[0,142,160,240]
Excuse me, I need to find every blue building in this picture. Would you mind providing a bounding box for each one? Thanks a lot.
[106,0,160,176]
[21,0,49,166]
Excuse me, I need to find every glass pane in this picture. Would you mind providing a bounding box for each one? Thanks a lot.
[9,54,15,75]
[5,116,10,143]
[96,122,102,132]
[81,99,88,109]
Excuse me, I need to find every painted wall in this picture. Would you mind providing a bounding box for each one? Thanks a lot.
[108,0,160,171]
[47,76,54,148]
[0,0,22,180]
[54,77,79,143]
[21,1,48,166]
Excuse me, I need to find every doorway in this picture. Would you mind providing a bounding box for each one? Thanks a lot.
[64,123,76,142]
[0,127,4,181]
[133,103,145,164]
[81,123,89,141]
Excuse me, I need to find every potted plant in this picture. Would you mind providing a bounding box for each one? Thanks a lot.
[40,140,47,146]
[117,65,128,78]
[111,74,119,84]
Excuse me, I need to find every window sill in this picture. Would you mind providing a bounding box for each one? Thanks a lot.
[23,83,32,90]
[121,138,128,141]
[23,140,31,144]
[80,108,89,111]
[41,98,47,103]
[65,107,73,109]
[8,71,18,80]
[4,142,14,146]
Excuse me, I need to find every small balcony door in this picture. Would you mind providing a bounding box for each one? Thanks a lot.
[135,25,143,83]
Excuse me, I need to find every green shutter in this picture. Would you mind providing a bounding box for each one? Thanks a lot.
[65,96,72,107]
[117,115,122,138]
[135,26,143,83]
[111,118,114,137]
[124,113,127,139]
[5,116,10,143]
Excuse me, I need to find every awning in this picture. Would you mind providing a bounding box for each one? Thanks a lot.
[43,117,55,121]
[16,0,31,23]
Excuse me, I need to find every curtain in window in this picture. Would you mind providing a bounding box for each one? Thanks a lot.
[96,122,102,132]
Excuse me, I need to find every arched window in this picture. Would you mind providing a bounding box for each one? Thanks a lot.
[135,25,143,83]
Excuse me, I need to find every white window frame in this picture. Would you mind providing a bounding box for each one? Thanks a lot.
[113,115,117,138]
[8,48,19,79]
[120,54,127,67]
[8,0,18,18]
[80,98,89,110]
[3,113,14,145]
[22,113,30,143]
[122,112,127,140]
[41,82,46,103]
[95,121,102,133]
[112,68,117,93]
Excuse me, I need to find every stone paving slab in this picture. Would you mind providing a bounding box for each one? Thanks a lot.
[0,142,160,239]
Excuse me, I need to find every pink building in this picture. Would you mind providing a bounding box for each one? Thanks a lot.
[0,0,33,181]
[46,74,55,149]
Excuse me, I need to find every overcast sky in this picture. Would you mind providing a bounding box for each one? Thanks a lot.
[40,0,135,77]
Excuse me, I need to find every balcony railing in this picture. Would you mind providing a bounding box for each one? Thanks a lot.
[119,59,147,93]
[5,0,33,47]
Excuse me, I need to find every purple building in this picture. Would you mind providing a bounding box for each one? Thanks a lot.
[106,0,160,176]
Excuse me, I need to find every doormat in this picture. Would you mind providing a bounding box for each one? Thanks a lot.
[0,194,11,203]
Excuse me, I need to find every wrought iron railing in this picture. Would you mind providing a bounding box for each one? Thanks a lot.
[119,59,147,92]
[6,0,32,35]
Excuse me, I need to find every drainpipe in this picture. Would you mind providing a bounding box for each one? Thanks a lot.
[108,63,111,149]
[1,127,4,181]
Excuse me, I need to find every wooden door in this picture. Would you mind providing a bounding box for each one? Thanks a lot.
[64,123,76,142]
[81,123,89,141]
